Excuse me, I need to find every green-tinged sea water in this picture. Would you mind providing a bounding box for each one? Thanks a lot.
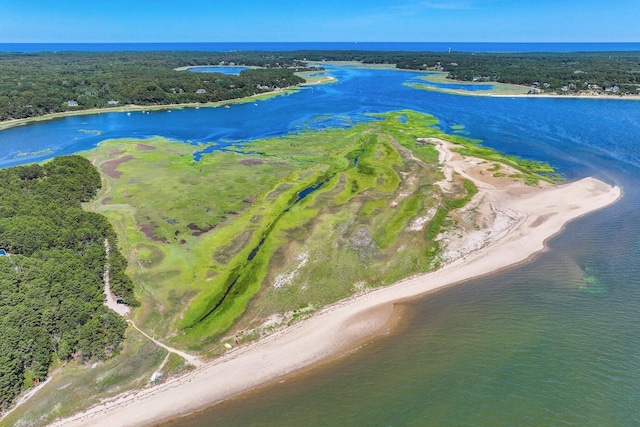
[167,202,640,427]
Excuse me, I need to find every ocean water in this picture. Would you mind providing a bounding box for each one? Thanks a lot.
[2,65,640,426]
[1,42,640,53]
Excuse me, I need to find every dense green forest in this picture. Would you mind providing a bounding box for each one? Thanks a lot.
[0,156,136,411]
[400,51,640,94]
[0,51,307,120]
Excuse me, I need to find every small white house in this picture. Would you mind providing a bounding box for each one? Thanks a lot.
[196,89,206,94]
[66,100,79,107]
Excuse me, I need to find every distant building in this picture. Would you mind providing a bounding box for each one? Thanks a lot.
[195,89,206,94]
[107,100,120,106]
[66,100,79,107]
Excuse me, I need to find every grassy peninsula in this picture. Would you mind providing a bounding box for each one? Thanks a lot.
[85,110,554,350]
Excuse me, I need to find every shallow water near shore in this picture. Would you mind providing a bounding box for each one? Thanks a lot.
[168,198,640,427]
[2,64,640,426]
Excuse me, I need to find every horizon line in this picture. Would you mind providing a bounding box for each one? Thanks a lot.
[2,41,640,44]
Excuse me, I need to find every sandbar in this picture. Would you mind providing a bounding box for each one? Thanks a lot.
[50,139,621,427]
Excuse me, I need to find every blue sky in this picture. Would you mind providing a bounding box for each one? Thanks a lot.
[0,0,638,43]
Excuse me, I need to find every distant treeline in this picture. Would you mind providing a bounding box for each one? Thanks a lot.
[0,156,137,411]
[0,51,307,120]
[288,50,640,95]
[1,49,639,122]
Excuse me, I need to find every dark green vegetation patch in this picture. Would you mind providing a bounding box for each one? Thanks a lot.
[0,156,136,411]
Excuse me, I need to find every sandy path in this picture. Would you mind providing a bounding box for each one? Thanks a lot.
[50,140,621,427]
[0,370,59,422]
[102,238,203,368]
[127,321,204,368]
[102,239,132,317]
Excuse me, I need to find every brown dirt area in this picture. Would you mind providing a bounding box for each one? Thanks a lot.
[102,155,134,179]
[239,159,265,166]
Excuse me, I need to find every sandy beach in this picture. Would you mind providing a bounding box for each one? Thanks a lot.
[49,138,621,427]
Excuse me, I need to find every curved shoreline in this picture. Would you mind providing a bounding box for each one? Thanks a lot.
[49,139,621,427]
[411,82,640,100]
[0,71,334,133]
[0,88,300,133]
[317,63,640,100]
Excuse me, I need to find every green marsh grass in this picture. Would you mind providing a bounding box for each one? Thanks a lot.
[82,110,555,352]
[6,109,557,425]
